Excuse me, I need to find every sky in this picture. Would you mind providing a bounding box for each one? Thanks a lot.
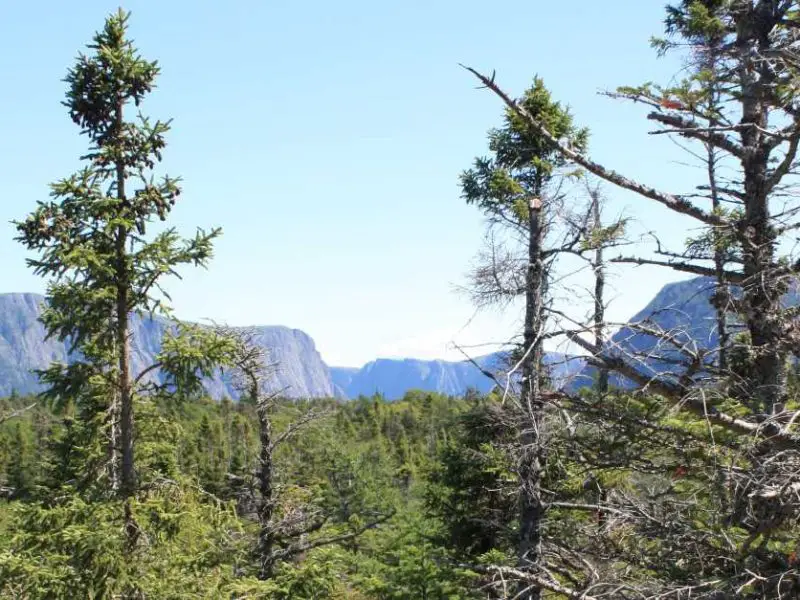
[0,1,705,367]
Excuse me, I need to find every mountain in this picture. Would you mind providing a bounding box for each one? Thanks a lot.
[0,293,335,399]
[565,275,800,391]
[331,351,587,400]
[330,354,502,400]
[4,276,784,401]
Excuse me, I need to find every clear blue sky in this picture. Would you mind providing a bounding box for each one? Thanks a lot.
[0,1,700,367]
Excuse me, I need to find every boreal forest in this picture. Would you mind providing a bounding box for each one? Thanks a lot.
[3,2,800,599]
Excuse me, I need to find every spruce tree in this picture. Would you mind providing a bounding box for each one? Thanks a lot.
[461,78,588,598]
[16,9,223,499]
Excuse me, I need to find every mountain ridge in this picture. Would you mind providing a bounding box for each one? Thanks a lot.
[0,293,336,399]
[0,276,758,400]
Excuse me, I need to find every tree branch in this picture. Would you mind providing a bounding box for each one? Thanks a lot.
[465,564,599,600]
[647,112,746,158]
[270,511,395,563]
[565,331,799,446]
[610,255,745,283]
[461,65,725,227]
[0,403,36,425]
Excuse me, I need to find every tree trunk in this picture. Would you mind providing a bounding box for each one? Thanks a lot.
[117,231,135,498]
[702,40,731,374]
[589,192,609,531]
[736,13,787,415]
[591,192,608,394]
[115,99,136,498]
[517,192,545,600]
[108,390,120,493]
[257,388,275,580]
[707,145,730,373]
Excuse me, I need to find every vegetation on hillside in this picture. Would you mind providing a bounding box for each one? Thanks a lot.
[5,3,800,598]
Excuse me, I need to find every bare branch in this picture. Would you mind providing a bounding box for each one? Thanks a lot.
[466,564,599,600]
[460,65,725,227]
[0,403,36,425]
[647,111,746,158]
[610,255,745,283]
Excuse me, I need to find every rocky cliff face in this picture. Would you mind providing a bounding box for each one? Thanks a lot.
[4,276,781,401]
[330,352,586,400]
[0,293,70,396]
[0,294,335,399]
[565,275,800,391]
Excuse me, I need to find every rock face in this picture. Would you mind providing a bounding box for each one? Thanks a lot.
[330,352,587,400]
[0,293,335,399]
[0,293,70,396]
[566,275,800,391]
[5,276,786,401]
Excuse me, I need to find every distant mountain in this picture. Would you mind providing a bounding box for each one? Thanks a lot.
[4,276,783,401]
[330,351,587,400]
[0,293,335,399]
[566,275,800,391]
[329,367,360,398]
[330,354,503,400]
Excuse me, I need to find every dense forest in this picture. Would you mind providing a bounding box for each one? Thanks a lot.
[4,2,800,598]
[0,389,484,597]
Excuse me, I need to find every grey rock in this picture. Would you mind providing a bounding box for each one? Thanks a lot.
[330,351,587,400]
[0,293,334,399]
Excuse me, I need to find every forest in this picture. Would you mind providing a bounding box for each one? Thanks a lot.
[3,1,800,598]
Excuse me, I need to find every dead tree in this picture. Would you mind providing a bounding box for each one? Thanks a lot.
[517,194,546,597]
[462,98,630,598]
[465,0,800,415]
[219,326,393,580]
[217,325,289,579]
[463,2,800,596]
[460,79,592,598]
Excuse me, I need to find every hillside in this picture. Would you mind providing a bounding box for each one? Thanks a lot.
[0,294,335,399]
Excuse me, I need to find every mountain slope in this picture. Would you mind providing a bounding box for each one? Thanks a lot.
[330,351,587,400]
[566,275,800,391]
[0,293,335,399]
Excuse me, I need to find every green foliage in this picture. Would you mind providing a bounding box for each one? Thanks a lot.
[425,400,517,558]
[352,512,479,599]
[0,487,245,599]
[460,77,588,224]
[0,391,487,598]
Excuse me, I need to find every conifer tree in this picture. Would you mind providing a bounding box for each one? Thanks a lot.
[461,78,587,598]
[15,9,225,499]
[7,423,34,499]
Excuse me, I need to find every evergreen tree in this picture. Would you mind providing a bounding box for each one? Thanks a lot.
[461,77,587,598]
[15,9,226,499]
[7,422,35,499]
